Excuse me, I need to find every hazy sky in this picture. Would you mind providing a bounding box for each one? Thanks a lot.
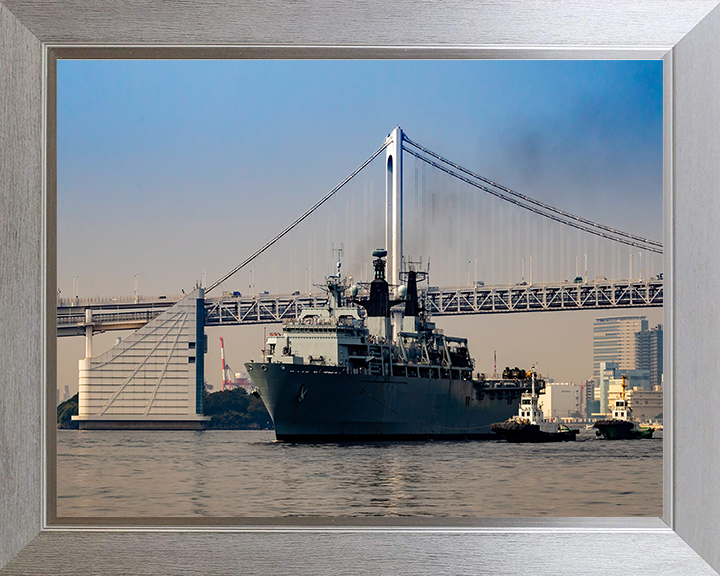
[57,60,663,395]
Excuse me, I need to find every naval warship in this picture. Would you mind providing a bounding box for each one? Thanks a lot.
[246,250,539,441]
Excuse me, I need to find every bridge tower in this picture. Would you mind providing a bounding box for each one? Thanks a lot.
[385,126,403,337]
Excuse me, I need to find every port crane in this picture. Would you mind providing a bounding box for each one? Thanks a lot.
[219,336,237,391]
[218,337,254,392]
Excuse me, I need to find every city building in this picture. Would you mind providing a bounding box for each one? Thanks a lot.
[627,386,663,422]
[596,361,649,414]
[593,316,648,379]
[581,380,594,418]
[636,324,663,390]
[538,383,582,419]
[607,373,650,405]
[72,289,211,430]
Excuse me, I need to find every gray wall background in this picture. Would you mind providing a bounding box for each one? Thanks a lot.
[2,1,720,574]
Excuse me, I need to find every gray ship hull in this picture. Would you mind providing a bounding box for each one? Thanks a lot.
[247,362,526,441]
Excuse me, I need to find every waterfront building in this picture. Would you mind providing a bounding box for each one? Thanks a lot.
[597,361,649,414]
[72,288,210,430]
[538,383,582,419]
[627,386,663,422]
[636,324,663,390]
[593,316,648,379]
[587,399,601,417]
[581,380,594,418]
[607,372,650,406]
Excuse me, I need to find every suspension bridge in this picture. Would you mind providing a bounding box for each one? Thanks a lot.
[57,126,662,337]
[65,126,662,428]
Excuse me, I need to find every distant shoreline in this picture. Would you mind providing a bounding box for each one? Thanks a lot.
[57,389,274,431]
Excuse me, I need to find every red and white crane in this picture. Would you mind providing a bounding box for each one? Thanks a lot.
[218,337,255,392]
[219,336,236,391]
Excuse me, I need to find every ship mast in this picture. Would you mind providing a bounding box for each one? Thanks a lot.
[531,370,536,396]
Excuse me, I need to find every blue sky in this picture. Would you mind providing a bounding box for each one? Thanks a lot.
[57,59,663,389]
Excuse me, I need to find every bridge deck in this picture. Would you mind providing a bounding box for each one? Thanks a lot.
[56,279,663,336]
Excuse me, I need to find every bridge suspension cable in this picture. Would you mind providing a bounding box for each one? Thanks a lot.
[402,135,663,253]
[206,140,390,294]
[402,140,663,255]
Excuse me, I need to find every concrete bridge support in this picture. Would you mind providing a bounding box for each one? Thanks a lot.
[72,288,210,430]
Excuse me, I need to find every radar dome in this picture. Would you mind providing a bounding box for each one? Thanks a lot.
[398,285,407,298]
[350,285,358,297]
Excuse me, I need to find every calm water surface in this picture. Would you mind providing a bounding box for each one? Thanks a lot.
[57,429,662,517]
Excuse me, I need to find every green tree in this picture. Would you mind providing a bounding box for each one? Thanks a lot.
[57,393,79,429]
[203,389,273,430]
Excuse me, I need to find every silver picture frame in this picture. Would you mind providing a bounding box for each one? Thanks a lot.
[2,1,720,573]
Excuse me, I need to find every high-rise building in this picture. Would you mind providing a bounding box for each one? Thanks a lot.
[581,379,594,418]
[593,316,648,378]
[636,324,663,390]
[596,361,649,414]
[537,383,582,419]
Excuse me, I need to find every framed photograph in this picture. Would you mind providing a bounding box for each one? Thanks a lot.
[53,58,665,520]
[2,1,720,574]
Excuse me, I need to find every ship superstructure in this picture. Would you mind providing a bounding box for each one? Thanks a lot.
[247,251,537,441]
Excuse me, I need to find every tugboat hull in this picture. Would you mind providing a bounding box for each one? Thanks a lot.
[594,419,654,440]
[490,421,578,443]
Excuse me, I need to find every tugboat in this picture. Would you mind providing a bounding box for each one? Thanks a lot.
[593,375,654,440]
[490,372,578,442]
[246,250,538,441]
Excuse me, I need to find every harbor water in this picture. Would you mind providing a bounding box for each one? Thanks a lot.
[57,428,662,517]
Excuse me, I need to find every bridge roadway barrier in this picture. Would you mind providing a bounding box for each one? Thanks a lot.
[56,279,663,336]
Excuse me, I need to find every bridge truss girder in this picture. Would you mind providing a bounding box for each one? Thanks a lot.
[56,279,663,336]
[425,279,663,316]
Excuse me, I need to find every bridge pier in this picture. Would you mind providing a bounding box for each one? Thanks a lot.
[72,288,210,430]
[84,309,93,359]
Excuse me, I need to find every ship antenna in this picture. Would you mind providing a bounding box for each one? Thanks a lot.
[332,243,344,278]
[262,326,267,362]
[621,374,627,400]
